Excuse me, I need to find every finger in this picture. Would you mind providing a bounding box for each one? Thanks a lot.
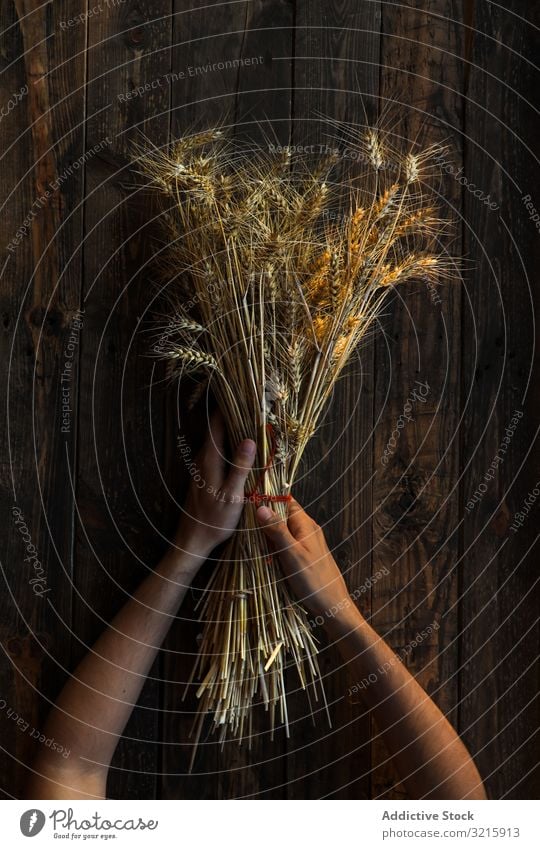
[288,497,303,516]
[256,506,299,560]
[200,409,226,489]
[287,497,317,541]
[222,439,256,499]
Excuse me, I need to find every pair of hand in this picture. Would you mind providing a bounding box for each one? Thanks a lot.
[175,412,354,624]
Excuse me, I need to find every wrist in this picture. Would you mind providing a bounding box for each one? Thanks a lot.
[160,544,210,582]
[324,601,365,641]
[174,517,218,559]
[173,521,215,559]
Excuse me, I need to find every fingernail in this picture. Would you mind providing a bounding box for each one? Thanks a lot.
[240,439,256,457]
[257,506,273,521]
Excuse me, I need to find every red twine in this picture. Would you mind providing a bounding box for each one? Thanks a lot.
[246,423,292,506]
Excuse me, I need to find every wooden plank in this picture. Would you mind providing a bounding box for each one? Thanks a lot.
[160,0,294,801]
[0,0,536,805]
[232,0,293,147]
[286,0,382,799]
[159,0,249,801]
[460,1,540,799]
[75,0,173,800]
[371,0,464,798]
[169,0,291,144]
[221,0,293,798]
[0,0,87,797]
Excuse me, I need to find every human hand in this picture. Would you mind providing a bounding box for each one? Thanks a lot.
[256,499,361,630]
[173,411,256,560]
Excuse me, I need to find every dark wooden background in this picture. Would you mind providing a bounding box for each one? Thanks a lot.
[1,0,538,800]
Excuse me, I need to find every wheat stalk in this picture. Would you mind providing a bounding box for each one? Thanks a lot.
[135,126,448,756]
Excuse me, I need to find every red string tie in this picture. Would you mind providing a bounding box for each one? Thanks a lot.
[246,423,292,506]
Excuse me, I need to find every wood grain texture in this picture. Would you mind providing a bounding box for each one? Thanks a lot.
[159,0,251,801]
[371,0,464,798]
[0,0,86,797]
[74,0,173,800]
[288,0,381,800]
[219,0,294,799]
[459,0,540,800]
[160,0,294,801]
[0,0,538,801]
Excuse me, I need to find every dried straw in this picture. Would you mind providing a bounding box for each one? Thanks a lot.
[135,126,448,752]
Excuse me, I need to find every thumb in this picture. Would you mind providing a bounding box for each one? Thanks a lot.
[256,505,298,556]
[222,439,256,500]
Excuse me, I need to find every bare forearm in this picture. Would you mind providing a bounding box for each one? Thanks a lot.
[27,546,205,796]
[51,550,201,754]
[328,609,486,800]
[26,416,255,799]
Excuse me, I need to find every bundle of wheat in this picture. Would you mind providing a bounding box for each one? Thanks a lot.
[137,126,447,752]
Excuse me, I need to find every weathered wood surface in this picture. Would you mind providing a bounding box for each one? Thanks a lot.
[371,0,464,799]
[459,1,540,800]
[0,0,538,799]
[0,0,86,797]
[287,0,380,800]
[75,0,173,801]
